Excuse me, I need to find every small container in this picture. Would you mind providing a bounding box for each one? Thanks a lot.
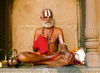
[2,60,8,67]
[8,49,19,67]
[0,61,2,68]
[0,60,8,68]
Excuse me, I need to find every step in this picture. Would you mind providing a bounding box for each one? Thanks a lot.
[0,65,100,73]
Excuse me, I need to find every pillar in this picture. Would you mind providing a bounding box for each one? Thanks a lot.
[85,0,100,67]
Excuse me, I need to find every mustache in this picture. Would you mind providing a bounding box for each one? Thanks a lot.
[44,21,52,23]
[43,20,55,28]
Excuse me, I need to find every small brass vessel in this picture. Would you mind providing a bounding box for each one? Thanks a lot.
[0,54,8,68]
[8,49,19,67]
[2,60,8,67]
[0,61,2,68]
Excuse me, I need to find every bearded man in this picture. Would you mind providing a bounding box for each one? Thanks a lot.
[18,8,74,66]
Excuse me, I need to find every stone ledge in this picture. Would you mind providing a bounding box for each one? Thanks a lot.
[0,65,100,73]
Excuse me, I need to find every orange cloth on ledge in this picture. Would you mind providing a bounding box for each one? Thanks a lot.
[33,35,49,54]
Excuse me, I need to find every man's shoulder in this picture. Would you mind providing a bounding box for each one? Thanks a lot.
[54,27,63,32]
[35,28,42,32]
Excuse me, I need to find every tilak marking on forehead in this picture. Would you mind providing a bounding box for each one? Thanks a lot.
[44,10,48,17]
[43,9,52,17]
[48,9,51,17]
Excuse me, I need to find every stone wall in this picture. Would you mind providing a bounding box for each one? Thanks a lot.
[96,0,100,54]
[12,0,78,54]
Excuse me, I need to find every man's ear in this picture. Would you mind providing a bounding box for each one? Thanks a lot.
[40,17,43,20]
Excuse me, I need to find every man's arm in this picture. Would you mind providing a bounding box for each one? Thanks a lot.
[34,28,41,41]
[58,35,69,53]
[58,29,69,52]
[33,28,41,52]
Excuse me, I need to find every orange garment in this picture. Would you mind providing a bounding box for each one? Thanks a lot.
[49,54,61,61]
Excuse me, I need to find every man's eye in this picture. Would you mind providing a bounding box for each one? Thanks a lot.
[44,17,52,18]
[44,17,47,18]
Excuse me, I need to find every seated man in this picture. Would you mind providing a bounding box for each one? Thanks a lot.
[18,8,74,66]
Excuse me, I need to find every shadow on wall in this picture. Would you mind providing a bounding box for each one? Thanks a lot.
[0,0,6,49]
[78,0,86,48]
[0,49,12,60]
[0,0,14,59]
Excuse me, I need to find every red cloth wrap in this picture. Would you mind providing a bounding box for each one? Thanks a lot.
[33,35,49,54]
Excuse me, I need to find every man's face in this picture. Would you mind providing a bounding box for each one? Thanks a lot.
[41,17,55,28]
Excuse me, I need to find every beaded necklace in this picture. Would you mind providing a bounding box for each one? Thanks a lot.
[42,27,54,45]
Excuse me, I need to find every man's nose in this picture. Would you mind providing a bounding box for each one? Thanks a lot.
[46,17,52,21]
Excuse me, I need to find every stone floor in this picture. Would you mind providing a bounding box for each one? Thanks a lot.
[0,63,100,73]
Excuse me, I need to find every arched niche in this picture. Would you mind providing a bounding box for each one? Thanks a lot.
[3,0,86,54]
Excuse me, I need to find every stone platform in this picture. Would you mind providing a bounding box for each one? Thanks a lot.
[0,64,100,73]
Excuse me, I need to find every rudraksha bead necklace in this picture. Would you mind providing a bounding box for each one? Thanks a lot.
[42,27,54,44]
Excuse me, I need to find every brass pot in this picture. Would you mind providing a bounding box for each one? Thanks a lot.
[8,49,19,67]
[8,57,19,67]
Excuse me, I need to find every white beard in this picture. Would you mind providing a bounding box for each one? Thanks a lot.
[42,20,55,28]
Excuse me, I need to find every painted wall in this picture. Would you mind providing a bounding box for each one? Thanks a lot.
[12,0,78,54]
[96,0,100,54]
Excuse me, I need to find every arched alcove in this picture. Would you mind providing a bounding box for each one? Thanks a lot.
[0,0,86,54]
[12,0,80,54]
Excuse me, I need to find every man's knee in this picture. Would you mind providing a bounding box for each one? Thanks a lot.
[18,52,31,62]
